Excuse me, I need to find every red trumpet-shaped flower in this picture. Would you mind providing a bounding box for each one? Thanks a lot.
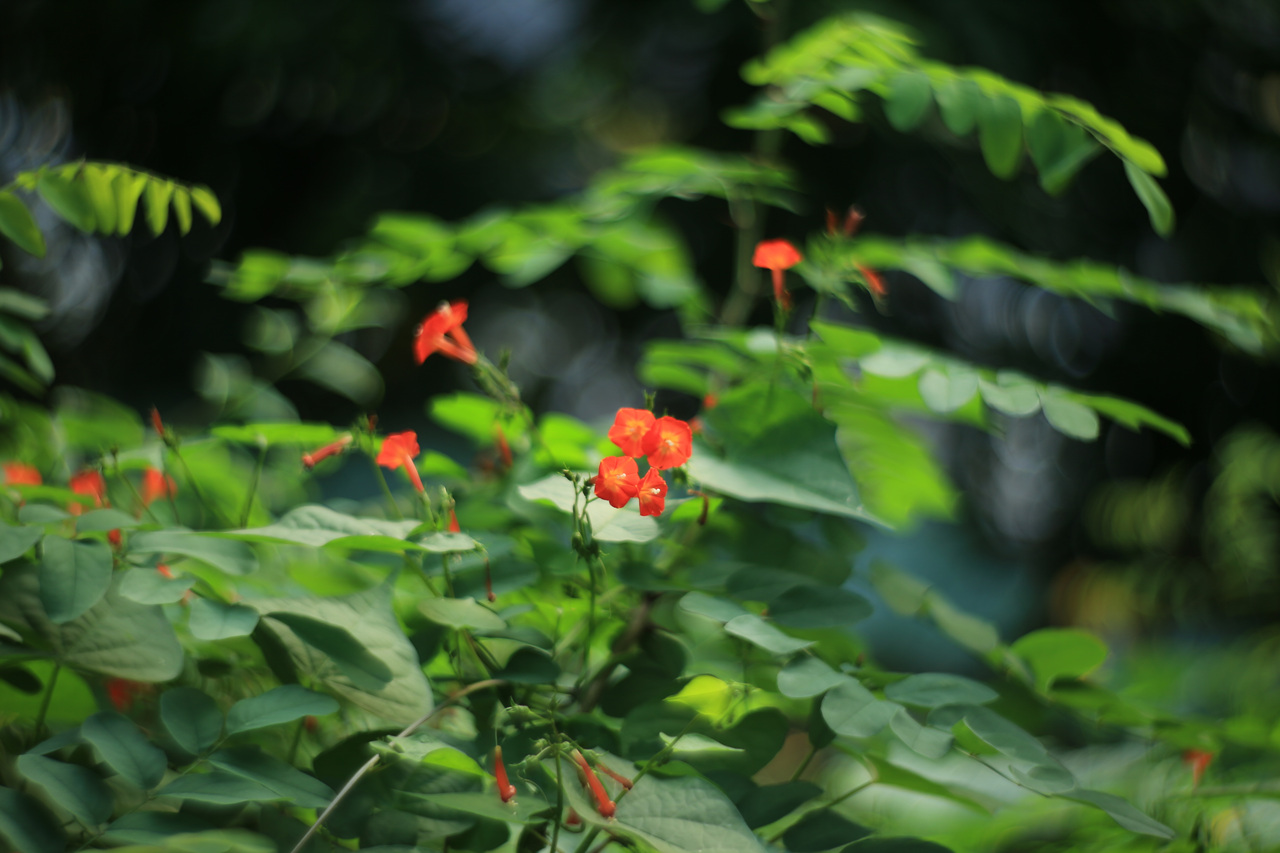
[141,468,177,507]
[302,434,353,469]
[858,264,886,299]
[572,750,616,818]
[637,468,667,518]
[752,239,803,311]
[641,416,692,470]
[414,300,478,365]
[593,456,640,509]
[1184,749,1214,788]
[607,407,655,458]
[4,462,41,486]
[494,746,517,804]
[376,431,424,493]
[69,470,107,516]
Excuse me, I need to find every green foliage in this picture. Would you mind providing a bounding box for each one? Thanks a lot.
[3,4,1273,853]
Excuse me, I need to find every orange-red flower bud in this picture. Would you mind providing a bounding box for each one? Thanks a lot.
[495,424,513,469]
[494,746,517,804]
[858,264,886,299]
[302,434,353,469]
[572,750,615,818]
[1184,749,1213,788]
[448,507,461,533]
[150,407,165,437]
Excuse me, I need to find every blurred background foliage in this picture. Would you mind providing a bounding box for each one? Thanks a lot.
[4,0,1280,844]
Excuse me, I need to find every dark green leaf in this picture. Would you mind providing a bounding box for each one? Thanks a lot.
[37,170,95,232]
[822,679,897,738]
[1064,789,1175,839]
[161,687,223,755]
[189,599,260,640]
[81,710,168,789]
[0,786,64,853]
[156,770,281,804]
[845,839,956,852]
[40,536,112,623]
[247,582,433,725]
[1124,161,1175,236]
[143,178,173,236]
[0,665,42,693]
[724,614,812,655]
[737,781,822,829]
[16,753,112,827]
[101,812,216,845]
[218,504,422,552]
[776,656,845,699]
[934,78,981,136]
[783,810,872,851]
[226,685,339,735]
[0,523,42,563]
[495,647,559,684]
[977,95,1023,179]
[266,612,394,691]
[73,508,141,533]
[884,71,932,131]
[1009,628,1108,692]
[884,673,998,708]
[208,746,335,809]
[118,567,196,605]
[129,530,258,576]
[0,191,46,257]
[769,585,873,628]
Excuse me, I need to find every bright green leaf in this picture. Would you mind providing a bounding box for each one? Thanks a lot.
[1010,627,1108,692]
[1124,161,1175,237]
[0,191,46,257]
[188,599,260,640]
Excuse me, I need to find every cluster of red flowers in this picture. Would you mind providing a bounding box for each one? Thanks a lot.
[593,408,692,517]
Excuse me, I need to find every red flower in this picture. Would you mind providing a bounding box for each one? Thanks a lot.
[106,678,150,711]
[108,528,122,548]
[494,424,513,469]
[302,434,353,469]
[572,749,616,818]
[156,564,174,580]
[1184,749,1213,788]
[141,468,176,507]
[69,470,107,515]
[4,462,41,486]
[448,507,461,533]
[641,417,692,470]
[752,239,803,311]
[414,300,478,365]
[608,408,655,458]
[594,456,640,508]
[637,468,667,517]
[858,264,886,299]
[150,407,165,437]
[494,746,517,804]
[377,431,424,492]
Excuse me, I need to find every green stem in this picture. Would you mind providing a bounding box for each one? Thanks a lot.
[289,679,504,853]
[34,663,61,738]
[368,455,404,520]
[239,443,267,527]
[169,449,215,527]
[551,717,565,853]
[790,744,818,782]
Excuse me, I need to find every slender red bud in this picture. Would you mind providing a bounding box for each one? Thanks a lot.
[157,564,174,579]
[495,425,513,469]
[150,407,165,436]
[595,761,633,790]
[572,749,616,818]
[825,207,839,236]
[858,264,886,299]
[448,507,461,533]
[494,746,517,803]
[1184,749,1213,788]
[302,434,353,469]
[484,556,496,603]
[843,206,864,236]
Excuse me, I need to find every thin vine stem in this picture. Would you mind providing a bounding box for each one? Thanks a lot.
[288,678,505,853]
